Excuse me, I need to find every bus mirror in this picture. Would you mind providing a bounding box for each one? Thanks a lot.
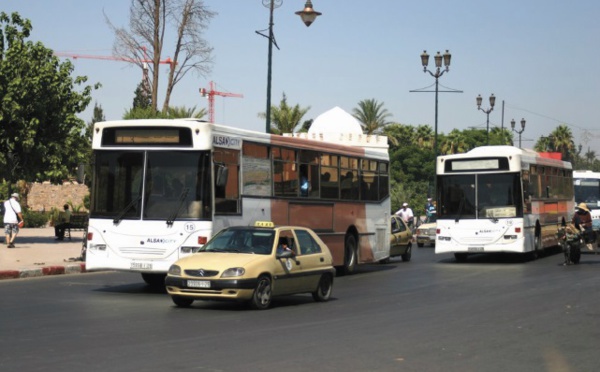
[216,164,228,187]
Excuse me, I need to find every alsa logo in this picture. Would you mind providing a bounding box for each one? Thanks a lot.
[212,135,241,149]
[146,238,177,244]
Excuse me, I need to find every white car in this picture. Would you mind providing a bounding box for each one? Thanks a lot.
[416,213,437,247]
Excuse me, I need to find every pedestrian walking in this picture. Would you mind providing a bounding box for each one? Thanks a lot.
[4,193,24,248]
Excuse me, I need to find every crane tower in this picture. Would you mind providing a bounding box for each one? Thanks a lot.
[199,81,243,123]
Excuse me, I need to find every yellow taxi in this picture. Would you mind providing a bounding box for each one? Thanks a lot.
[165,221,336,310]
[389,215,413,261]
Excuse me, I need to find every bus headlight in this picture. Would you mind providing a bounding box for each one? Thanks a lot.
[439,236,451,241]
[88,244,106,251]
[221,268,245,278]
[168,265,182,276]
[503,235,518,240]
[180,246,200,254]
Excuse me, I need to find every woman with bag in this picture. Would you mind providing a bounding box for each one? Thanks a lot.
[3,193,24,248]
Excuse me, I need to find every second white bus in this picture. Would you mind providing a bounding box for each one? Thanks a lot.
[435,146,574,261]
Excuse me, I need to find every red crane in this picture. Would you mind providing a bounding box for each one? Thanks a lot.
[54,51,175,94]
[199,81,243,123]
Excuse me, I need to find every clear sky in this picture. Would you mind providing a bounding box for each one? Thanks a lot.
[4,0,600,153]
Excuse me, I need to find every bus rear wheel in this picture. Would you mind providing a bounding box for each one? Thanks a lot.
[342,234,358,275]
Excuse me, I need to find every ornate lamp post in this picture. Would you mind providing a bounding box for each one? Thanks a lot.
[476,93,496,145]
[420,50,451,159]
[259,0,321,133]
[511,118,526,148]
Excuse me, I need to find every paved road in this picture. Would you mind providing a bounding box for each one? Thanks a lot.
[1,246,599,372]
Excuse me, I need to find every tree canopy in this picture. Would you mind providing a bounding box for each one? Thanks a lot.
[0,12,96,187]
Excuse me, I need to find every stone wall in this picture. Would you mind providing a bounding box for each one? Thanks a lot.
[25,182,89,212]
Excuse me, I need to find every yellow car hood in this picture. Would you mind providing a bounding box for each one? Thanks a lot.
[175,252,268,270]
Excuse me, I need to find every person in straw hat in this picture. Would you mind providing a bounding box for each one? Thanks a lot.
[572,202,594,251]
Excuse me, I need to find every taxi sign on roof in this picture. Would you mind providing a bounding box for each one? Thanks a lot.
[254,221,275,228]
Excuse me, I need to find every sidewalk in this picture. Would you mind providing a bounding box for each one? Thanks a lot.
[0,226,87,280]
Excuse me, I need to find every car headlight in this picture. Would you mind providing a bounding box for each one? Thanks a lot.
[221,267,245,278]
[168,265,182,276]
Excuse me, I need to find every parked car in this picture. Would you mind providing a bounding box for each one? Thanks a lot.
[389,215,413,261]
[416,212,437,247]
[165,221,336,310]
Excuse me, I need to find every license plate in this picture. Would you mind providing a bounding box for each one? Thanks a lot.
[131,262,152,270]
[187,280,210,288]
[468,247,484,252]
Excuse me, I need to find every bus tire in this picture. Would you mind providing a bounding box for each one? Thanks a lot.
[342,234,358,275]
[401,244,412,262]
[312,274,333,302]
[454,253,468,262]
[250,275,272,310]
[171,296,193,308]
[141,273,166,287]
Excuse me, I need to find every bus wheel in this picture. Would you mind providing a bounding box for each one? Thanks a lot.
[401,244,412,262]
[454,253,468,262]
[531,234,542,260]
[142,273,166,287]
[171,296,193,308]
[312,274,333,302]
[342,234,358,275]
[250,275,272,310]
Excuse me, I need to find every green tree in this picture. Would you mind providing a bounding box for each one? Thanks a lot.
[258,93,310,134]
[439,129,469,155]
[132,81,151,109]
[123,105,205,119]
[352,99,392,135]
[534,125,575,161]
[0,12,96,188]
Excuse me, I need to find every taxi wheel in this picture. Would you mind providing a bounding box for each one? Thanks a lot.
[417,242,424,248]
[171,296,194,308]
[250,275,272,310]
[312,274,333,302]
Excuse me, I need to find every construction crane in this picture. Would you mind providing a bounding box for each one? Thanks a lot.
[199,81,243,123]
[54,51,175,94]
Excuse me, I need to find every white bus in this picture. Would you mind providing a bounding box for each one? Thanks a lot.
[435,146,574,262]
[573,170,600,230]
[86,119,391,284]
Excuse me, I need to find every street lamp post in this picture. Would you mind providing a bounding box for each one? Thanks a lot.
[420,50,451,159]
[476,93,496,145]
[259,0,321,134]
[511,118,526,148]
[420,50,451,199]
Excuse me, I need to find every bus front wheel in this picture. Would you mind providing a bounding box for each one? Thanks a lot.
[342,234,358,275]
[141,273,166,287]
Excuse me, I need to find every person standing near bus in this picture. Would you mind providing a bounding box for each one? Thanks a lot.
[573,202,594,250]
[395,203,414,227]
[4,193,23,248]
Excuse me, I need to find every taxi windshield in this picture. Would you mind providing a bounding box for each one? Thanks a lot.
[201,228,275,255]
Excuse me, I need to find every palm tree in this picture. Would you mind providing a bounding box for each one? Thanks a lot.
[258,93,310,134]
[439,129,469,155]
[413,125,434,149]
[352,99,392,135]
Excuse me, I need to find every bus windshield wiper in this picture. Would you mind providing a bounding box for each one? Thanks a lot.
[166,188,189,226]
[113,195,142,224]
[455,196,465,223]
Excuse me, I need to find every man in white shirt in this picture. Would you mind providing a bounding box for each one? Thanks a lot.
[395,202,414,227]
[4,193,23,248]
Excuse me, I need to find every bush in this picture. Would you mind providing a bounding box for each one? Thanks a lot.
[23,209,50,228]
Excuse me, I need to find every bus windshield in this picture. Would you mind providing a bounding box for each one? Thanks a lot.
[574,178,600,211]
[91,150,212,221]
[438,172,523,220]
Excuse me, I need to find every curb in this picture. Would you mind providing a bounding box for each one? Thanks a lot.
[0,263,86,280]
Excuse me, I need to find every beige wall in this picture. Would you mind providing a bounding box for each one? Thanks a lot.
[25,182,89,212]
